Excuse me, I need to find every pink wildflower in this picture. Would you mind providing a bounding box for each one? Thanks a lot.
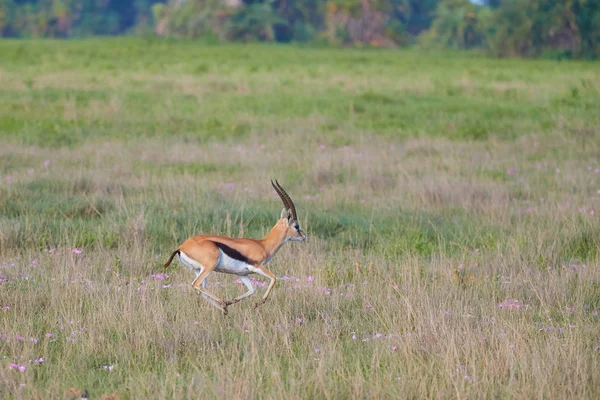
[9,363,26,372]
[506,168,517,175]
[71,248,84,254]
[391,346,398,351]
[150,273,168,280]
[250,277,266,287]
[295,317,303,324]
[498,299,526,310]
[44,333,53,338]
[307,276,314,283]
[43,160,51,167]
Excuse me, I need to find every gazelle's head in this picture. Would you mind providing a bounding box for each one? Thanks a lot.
[272,180,306,242]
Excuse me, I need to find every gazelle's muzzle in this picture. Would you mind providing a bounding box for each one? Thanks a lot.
[295,230,307,242]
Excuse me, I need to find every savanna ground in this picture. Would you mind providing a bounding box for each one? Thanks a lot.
[0,38,599,399]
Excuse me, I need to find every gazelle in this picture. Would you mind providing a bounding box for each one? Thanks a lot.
[163,180,306,314]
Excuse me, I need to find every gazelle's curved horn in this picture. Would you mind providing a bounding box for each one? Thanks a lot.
[271,180,290,212]
[273,180,297,221]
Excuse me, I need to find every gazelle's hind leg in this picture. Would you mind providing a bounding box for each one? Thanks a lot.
[192,268,228,314]
[179,242,227,314]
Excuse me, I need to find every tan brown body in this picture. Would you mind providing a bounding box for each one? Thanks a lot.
[163,181,306,314]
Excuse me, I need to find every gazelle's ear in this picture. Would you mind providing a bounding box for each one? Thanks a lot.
[280,207,288,220]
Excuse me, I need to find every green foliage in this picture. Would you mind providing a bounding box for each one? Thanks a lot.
[225,0,287,41]
[273,0,326,42]
[1,0,599,58]
[419,0,491,50]
[488,0,600,59]
[153,0,222,39]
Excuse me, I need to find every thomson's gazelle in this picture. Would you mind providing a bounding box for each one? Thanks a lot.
[163,180,306,314]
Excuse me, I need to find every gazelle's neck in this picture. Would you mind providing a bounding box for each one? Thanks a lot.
[259,222,288,262]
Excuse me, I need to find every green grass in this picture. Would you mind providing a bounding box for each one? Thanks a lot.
[0,38,599,399]
[1,38,599,147]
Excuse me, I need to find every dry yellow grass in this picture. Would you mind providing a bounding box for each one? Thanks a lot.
[0,133,599,399]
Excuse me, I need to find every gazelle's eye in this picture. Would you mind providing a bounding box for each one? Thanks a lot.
[294,225,299,231]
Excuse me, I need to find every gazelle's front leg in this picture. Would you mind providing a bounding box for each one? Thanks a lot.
[249,265,277,309]
[224,275,256,306]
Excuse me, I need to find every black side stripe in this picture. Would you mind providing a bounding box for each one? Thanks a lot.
[213,242,258,265]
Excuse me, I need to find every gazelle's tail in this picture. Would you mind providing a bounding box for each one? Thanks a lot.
[163,250,180,269]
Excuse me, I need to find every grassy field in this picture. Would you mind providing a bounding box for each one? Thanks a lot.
[0,38,599,399]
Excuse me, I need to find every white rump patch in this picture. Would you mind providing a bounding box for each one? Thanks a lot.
[178,251,205,273]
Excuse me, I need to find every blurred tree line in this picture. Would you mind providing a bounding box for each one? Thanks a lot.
[0,0,598,58]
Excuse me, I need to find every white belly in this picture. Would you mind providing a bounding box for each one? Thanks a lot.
[214,251,251,275]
